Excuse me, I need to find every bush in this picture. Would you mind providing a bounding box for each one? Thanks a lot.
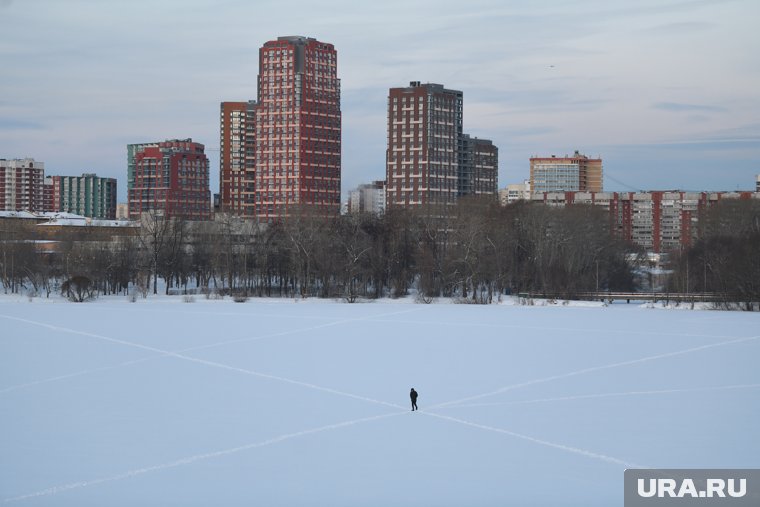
[61,276,97,302]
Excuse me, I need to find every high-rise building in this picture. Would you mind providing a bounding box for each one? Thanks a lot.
[460,135,498,197]
[385,82,498,212]
[49,173,117,219]
[253,36,341,220]
[386,82,462,209]
[128,139,210,220]
[220,37,341,221]
[530,151,602,193]
[127,142,158,197]
[219,100,257,215]
[0,158,46,212]
[756,174,759,192]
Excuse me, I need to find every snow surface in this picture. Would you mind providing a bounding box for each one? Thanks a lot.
[1,295,758,506]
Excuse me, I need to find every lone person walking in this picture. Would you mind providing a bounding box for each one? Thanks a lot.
[410,388,418,411]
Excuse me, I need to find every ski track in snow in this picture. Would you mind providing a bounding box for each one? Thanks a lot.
[0,313,403,409]
[1,403,649,504]
[439,383,760,409]
[1,309,756,502]
[0,411,406,504]
[360,316,751,340]
[431,334,760,409]
[94,303,343,321]
[0,306,421,395]
[421,412,646,468]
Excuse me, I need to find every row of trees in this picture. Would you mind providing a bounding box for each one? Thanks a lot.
[668,199,760,310]
[0,198,636,302]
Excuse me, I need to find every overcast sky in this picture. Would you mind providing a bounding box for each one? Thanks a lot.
[1,0,758,202]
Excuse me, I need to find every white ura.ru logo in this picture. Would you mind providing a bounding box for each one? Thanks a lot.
[638,478,747,498]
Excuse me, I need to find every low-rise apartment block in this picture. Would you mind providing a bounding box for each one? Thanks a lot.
[532,190,759,253]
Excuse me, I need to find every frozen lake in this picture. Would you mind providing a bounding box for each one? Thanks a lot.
[1,296,758,506]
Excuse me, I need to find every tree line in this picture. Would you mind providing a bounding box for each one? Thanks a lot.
[1,197,757,308]
[668,199,760,310]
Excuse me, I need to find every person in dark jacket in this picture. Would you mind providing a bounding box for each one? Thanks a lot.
[410,388,418,411]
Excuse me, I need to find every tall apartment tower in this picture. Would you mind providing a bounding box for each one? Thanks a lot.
[128,139,210,220]
[49,173,117,219]
[0,158,46,212]
[460,135,498,197]
[530,151,603,193]
[127,142,158,197]
[253,36,341,220]
[219,100,257,215]
[386,82,463,209]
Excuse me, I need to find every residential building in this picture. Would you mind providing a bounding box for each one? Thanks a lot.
[219,100,257,215]
[0,158,46,212]
[756,174,759,192]
[499,180,531,205]
[385,82,498,212]
[530,151,602,193]
[460,135,498,198]
[128,139,210,220]
[127,142,158,197]
[386,82,462,209]
[48,173,117,219]
[347,180,386,215]
[254,36,341,220]
[43,177,54,212]
[219,36,342,221]
[531,190,759,253]
[116,203,129,220]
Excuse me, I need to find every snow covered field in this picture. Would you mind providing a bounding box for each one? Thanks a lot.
[1,296,758,506]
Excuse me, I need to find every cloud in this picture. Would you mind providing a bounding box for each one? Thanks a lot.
[653,102,726,113]
[643,21,716,35]
[0,118,44,130]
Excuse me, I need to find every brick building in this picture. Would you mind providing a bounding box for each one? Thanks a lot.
[532,190,759,253]
[0,158,46,212]
[128,139,210,220]
[220,36,341,221]
[385,81,498,211]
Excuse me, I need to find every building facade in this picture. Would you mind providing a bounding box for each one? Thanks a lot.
[49,173,117,219]
[128,139,210,220]
[220,36,341,221]
[347,180,386,215]
[0,158,46,212]
[460,135,498,197]
[116,203,129,220]
[499,180,531,205]
[127,142,158,197]
[253,36,341,221]
[219,100,257,215]
[530,151,602,193]
[385,82,498,212]
[386,82,462,209]
[532,190,759,253]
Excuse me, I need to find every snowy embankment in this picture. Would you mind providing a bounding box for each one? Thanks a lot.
[1,296,758,506]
